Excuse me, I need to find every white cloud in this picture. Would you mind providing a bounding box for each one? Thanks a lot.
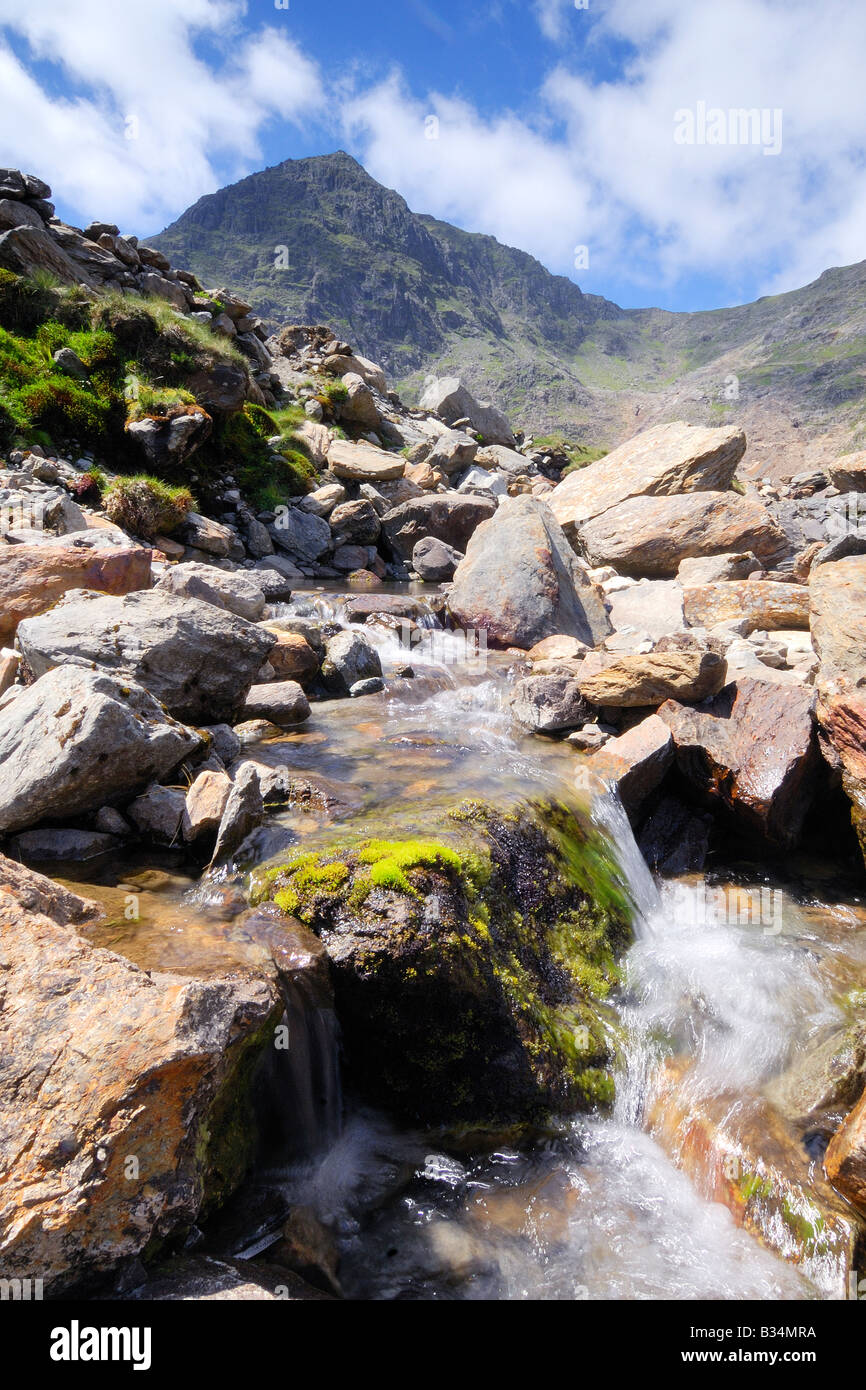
[345,0,866,302]
[0,0,324,231]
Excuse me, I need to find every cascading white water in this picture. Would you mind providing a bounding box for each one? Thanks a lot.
[250,589,855,1299]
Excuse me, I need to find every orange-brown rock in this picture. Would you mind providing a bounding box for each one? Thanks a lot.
[265,631,320,686]
[825,1088,866,1215]
[648,1061,862,1299]
[577,649,727,708]
[657,677,819,846]
[810,556,866,865]
[0,855,323,1295]
[0,542,151,642]
[682,579,809,633]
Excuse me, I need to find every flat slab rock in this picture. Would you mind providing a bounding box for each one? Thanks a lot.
[578,491,787,578]
[549,421,746,537]
[683,579,810,633]
[327,439,405,482]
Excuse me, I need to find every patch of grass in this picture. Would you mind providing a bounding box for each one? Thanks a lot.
[125,376,196,422]
[102,474,195,539]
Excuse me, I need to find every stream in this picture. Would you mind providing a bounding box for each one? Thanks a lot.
[56,584,866,1301]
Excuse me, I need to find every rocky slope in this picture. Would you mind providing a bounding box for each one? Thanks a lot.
[149,152,866,475]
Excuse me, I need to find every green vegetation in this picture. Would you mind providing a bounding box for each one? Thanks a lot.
[102,474,195,539]
[0,269,324,512]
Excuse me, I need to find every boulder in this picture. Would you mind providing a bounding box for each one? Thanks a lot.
[321,630,383,696]
[269,506,332,563]
[0,856,286,1295]
[411,536,463,582]
[126,409,212,471]
[657,678,819,846]
[332,544,371,572]
[0,666,198,834]
[178,512,234,558]
[254,554,304,592]
[827,451,866,493]
[299,483,346,518]
[322,351,387,392]
[266,632,319,686]
[327,439,405,482]
[810,555,866,864]
[587,714,675,818]
[9,829,118,862]
[418,376,516,448]
[328,499,380,546]
[127,784,187,845]
[606,579,686,646]
[0,197,43,231]
[185,362,248,413]
[527,634,590,663]
[252,798,630,1125]
[17,589,275,724]
[682,580,810,633]
[578,492,787,577]
[0,543,151,643]
[456,466,509,498]
[549,421,747,538]
[339,373,380,429]
[508,672,593,733]
[577,649,728,708]
[156,562,266,621]
[447,496,612,650]
[425,430,478,475]
[381,492,496,561]
[677,551,762,585]
[0,223,93,286]
[240,680,311,726]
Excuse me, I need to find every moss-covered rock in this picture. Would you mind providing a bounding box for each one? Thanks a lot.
[251,797,633,1127]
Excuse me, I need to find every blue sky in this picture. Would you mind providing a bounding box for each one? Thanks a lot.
[1,0,865,313]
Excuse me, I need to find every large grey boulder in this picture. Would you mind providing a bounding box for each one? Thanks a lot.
[412,536,463,582]
[381,492,496,561]
[549,422,747,539]
[425,430,478,475]
[17,588,275,724]
[0,666,199,833]
[419,377,515,448]
[156,562,267,621]
[448,496,612,650]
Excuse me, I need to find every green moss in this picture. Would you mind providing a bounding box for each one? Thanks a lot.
[356,837,466,896]
[252,798,633,1127]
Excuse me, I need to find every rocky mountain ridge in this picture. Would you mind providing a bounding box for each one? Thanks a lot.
[149,152,866,477]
